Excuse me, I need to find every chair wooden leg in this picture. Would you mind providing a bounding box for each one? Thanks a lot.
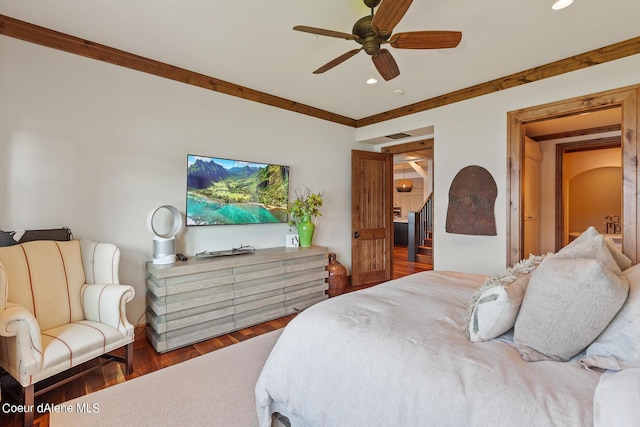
[23,384,34,427]
[125,342,134,375]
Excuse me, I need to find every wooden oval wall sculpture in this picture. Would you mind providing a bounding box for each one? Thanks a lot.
[445,165,497,236]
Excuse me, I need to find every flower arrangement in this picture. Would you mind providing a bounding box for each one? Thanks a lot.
[287,184,324,227]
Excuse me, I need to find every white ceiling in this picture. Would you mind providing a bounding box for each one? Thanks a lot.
[1,1,639,121]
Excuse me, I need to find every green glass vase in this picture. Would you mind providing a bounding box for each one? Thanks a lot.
[297,214,315,247]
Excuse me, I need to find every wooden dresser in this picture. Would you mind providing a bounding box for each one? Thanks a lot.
[146,245,328,352]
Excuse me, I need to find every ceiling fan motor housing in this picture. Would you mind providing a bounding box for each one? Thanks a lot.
[353,15,389,55]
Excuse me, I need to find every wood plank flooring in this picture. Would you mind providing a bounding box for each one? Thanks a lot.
[0,246,431,427]
[392,245,433,279]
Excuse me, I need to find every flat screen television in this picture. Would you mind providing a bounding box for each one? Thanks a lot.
[186,154,290,226]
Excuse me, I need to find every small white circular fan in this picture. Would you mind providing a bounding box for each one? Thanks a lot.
[147,205,183,264]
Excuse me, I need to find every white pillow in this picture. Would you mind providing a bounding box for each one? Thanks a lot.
[580,263,640,370]
[463,254,546,342]
[468,274,531,342]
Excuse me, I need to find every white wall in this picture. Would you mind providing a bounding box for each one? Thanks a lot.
[0,36,366,325]
[357,54,640,276]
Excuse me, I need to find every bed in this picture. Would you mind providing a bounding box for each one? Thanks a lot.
[255,227,640,427]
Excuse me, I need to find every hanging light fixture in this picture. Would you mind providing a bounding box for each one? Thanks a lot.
[396,164,413,192]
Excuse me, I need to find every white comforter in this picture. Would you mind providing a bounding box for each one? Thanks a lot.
[255,271,602,427]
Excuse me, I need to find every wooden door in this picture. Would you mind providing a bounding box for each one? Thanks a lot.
[351,150,393,286]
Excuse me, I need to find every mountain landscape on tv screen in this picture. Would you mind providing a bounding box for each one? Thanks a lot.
[186,156,289,225]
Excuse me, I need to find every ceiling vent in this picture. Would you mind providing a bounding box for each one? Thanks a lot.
[385,132,411,140]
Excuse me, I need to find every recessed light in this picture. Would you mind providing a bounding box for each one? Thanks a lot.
[552,0,573,10]
[366,78,378,85]
[393,89,405,96]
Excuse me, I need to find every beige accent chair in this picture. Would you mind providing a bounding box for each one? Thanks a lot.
[0,239,135,426]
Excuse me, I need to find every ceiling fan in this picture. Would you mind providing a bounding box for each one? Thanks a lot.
[293,0,462,81]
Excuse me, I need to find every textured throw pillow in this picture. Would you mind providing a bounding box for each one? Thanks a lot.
[580,263,640,370]
[0,228,73,247]
[0,230,18,247]
[514,257,629,362]
[463,254,547,342]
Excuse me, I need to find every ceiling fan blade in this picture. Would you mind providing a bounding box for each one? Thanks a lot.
[390,31,462,49]
[293,25,359,40]
[313,48,362,74]
[371,0,413,36]
[372,49,400,81]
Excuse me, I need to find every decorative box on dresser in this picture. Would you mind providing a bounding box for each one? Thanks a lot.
[146,245,329,353]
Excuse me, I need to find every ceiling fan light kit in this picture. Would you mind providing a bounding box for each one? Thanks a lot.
[294,0,462,81]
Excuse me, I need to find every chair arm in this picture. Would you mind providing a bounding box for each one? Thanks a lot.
[82,284,135,335]
[0,303,44,376]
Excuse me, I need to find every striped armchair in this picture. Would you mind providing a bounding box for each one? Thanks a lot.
[0,239,135,426]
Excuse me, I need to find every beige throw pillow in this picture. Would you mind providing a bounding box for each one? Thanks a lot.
[514,257,629,362]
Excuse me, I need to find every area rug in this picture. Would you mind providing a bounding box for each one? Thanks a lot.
[50,329,282,427]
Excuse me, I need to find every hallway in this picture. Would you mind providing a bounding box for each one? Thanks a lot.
[392,245,433,279]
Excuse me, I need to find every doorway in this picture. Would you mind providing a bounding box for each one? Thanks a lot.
[522,108,622,254]
[556,139,621,249]
[350,147,433,287]
[507,85,639,266]
[382,139,434,277]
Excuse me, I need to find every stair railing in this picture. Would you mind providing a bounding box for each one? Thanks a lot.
[408,192,433,262]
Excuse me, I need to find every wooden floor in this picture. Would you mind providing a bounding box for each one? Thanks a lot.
[0,246,431,427]
[391,245,433,279]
